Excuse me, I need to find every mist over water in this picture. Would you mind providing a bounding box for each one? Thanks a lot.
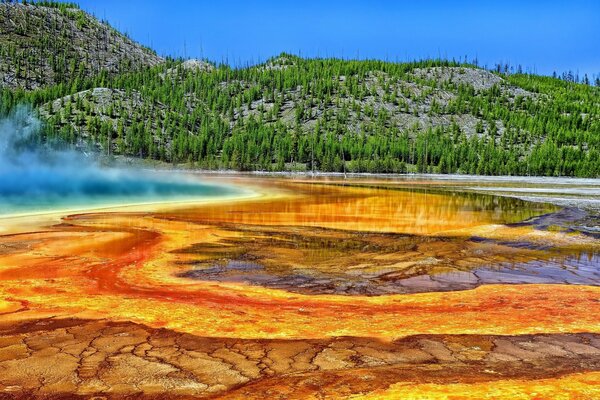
[0,106,238,215]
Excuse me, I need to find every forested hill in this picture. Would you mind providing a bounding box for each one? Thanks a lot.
[0,1,162,89]
[1,2,599,177]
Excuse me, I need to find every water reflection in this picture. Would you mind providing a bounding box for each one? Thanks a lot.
[180,248,600,296]
[2,177,596,298]
[167,181,555,236]
[170,179,596,295]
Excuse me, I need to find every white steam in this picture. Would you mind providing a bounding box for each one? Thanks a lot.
[0,106,234,213]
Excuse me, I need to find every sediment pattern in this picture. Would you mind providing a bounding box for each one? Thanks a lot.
[0,178,599,399]
[2,318,600,399]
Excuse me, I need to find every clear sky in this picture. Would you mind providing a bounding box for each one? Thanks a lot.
[77,0,599,78]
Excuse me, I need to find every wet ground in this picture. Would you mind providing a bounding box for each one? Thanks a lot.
[178,224,600,295]
[1,318,600,399]
[0,176,599,399]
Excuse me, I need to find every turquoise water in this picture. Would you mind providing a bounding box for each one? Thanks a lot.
[0,108,245,216]
[0,170,243,216]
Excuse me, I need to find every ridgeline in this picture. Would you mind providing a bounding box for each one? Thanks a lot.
[1,1,599,177]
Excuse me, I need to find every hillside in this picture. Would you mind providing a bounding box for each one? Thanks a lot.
[0,1,162,90]
[0,2,599,177]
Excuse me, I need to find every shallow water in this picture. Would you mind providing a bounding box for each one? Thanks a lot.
[0,171,244,215]
[169,178,598,295]
[179,235,600,295]
[1,175,600,399]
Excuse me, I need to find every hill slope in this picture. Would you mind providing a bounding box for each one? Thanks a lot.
[1,3,598,177]
[0,1,163,90]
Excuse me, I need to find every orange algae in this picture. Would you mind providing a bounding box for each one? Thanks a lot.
[0,177,598,398]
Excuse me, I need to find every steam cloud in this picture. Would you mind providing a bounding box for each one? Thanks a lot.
[0,106,234,213]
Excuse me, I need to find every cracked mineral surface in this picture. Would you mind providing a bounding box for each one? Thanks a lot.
[0,176,599,399]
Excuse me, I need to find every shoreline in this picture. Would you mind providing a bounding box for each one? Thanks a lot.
[0,191,258,220]
[180,170,600,210]
[0,185,264,235]
[249,171,600,185]
[1,171,599,232]
[0,173,267,221]
[132,164,600,185]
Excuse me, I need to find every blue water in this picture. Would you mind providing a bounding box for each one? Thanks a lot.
[0,170,242,216]
[0,107,244,216]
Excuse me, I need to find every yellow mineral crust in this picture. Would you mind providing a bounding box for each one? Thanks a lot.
[0,177,599,398]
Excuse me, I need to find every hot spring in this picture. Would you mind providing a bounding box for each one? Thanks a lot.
[0,106,246,215]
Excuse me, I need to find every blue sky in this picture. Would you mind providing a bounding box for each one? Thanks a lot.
[77,0,599,78]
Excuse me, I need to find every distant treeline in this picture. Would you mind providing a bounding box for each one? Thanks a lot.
[2,54,599,177]
[0,1,598,178]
